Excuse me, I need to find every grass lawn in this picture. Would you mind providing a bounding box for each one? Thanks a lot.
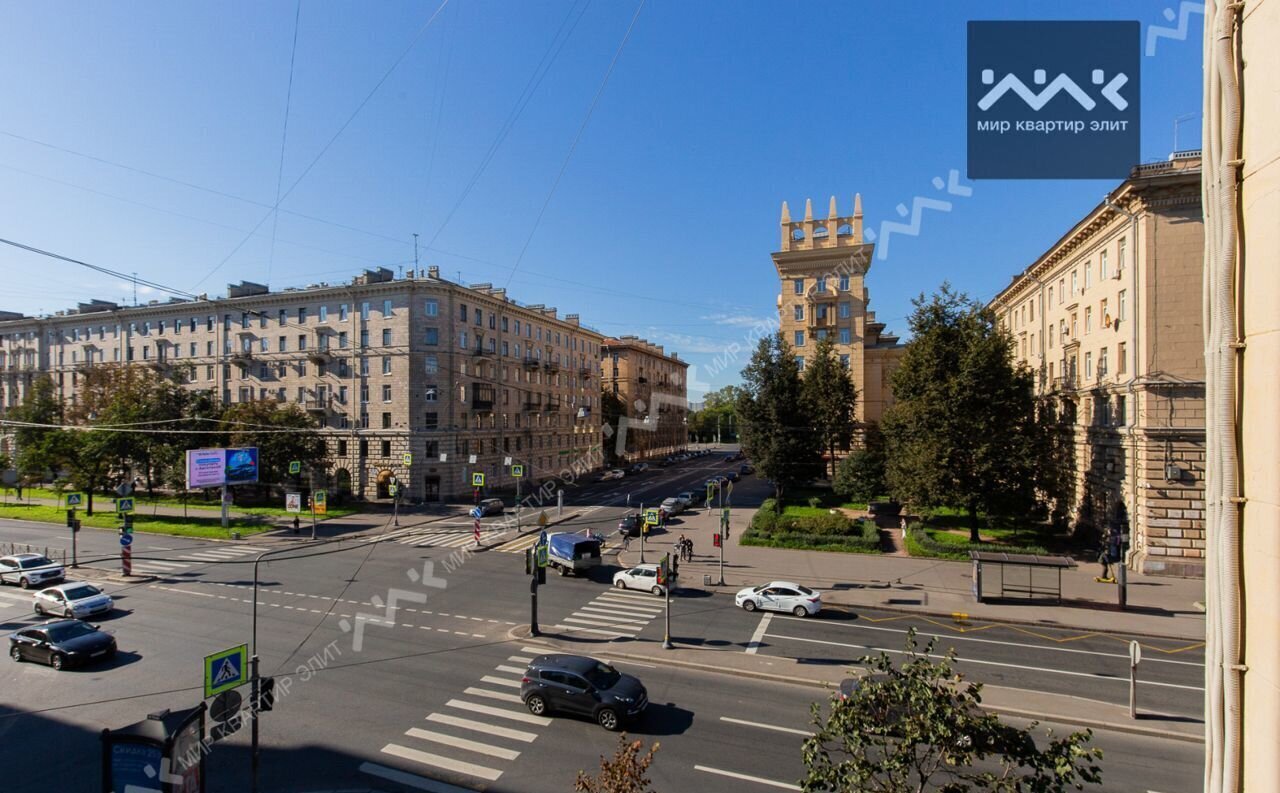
[783,485,870,513]
[24,486,358,519]
[0,503,277,539]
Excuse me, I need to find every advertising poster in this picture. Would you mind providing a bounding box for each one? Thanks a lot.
[224,447,259,485]
[186,448,228,489]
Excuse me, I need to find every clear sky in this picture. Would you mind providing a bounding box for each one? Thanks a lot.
[0,1,1204,398]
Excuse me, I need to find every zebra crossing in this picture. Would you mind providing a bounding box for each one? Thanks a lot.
[550,587,665,640]
[392,530,489,551]
[489,531,626,555]
[360,647,552,790]
[127,543,273,576]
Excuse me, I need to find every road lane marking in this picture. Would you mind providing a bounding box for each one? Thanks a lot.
[765,633,1205,691]
[551,624,634,638]
[587,598,663,613]
[424,713,537,743]
[0,589,33,604]
[809,618,1203,668]
[720,716,810,736]
[562,615,647,629]
[598,590,665,604]
[694,765,801,790]
[380,743,502,781]
[463,687,523,704]
[150,585,215,598]
[746,613,773,654]
[494,665,525,675]
[508,655,532,664]
[404,728,521,761]
[359,761,476,792]
[446,699,551,725]
[480,676,522,689]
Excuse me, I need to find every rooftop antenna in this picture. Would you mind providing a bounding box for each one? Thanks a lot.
[1173,112,1199,153]
[132,272,138,306]
[456,270,462,282]
[413,233,420,270]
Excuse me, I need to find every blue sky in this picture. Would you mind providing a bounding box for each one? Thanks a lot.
[0,1,1204,397]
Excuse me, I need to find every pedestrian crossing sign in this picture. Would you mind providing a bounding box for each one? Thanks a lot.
[511,464,524,478]
[645,509,660,526]
[115,497,134,513]
[472,473,485,487]
[204,643,248,698]
[66,492,84,507]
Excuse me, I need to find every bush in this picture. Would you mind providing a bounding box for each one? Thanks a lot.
[742,517,881,554]
[808,496,822,509]
[904,524,1048,560]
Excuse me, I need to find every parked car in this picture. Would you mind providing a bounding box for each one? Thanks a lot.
[0,554,65,590]
[657,457,673,467]
[618,514,641,537]
[34,583,113,619]
[470,498,505,518]
[628,462,650,475]
[612,564,665,596]
[659,497,683,517]
[521,654,648,731]
[9,619,116,670]
[735,581,822,617]
[676,491,696,508]
[600,468,626,481]
[739,463,755,475]
[726,470,740,482]
[547,532,602,577]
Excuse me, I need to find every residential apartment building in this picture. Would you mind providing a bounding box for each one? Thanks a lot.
[600,336,688,461]
[773,194,904,424]
[0,266,605,502]
[990,153,1205,577]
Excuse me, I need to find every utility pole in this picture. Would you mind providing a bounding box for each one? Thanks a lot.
[639,502,646,564]
[661,552,673,650]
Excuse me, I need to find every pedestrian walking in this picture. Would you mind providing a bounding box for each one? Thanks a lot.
[686,538,694,561]
[292,516,300,535]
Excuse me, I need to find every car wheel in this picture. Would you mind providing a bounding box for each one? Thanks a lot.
[793,605,808,618]
[525,694,547,716]
[557,565,568,577]
[614,580,627,590]
[19,577,31,590]
[597,708,620,731]
[742,599,757,612]
[50,653,65,671]
[33,602,44,616]
[10,645,22,662]
[651,586,662,597]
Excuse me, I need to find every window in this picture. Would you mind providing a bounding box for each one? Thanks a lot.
[381,412,391,430]
[1117,342,1127,374]
[424,327,438,346]
[839,327,851,344]
[360,385,369,403]
[381,440,391,456]
[1099,250,1109,280]
[1118,237,1127,273]
[1099,347,1109,377]
[1085,351,1093,379]
[838,302,851,319]
[839,353,850,367]
[381,328,392,346]
[793,278,804,294]
[359,329,369,348]
[793,305,804,321]
[1048,286,1054,306]
[359,439,368,457]
[1070,313,1078,337]
[1030,333,1036,355]
[382,384,392,402]
[793,330,805,347]
[795,356,805,372]
[338,331,348,348]
[298,335,307,351]
[425,355,438,374]
[383,299,392,317]
[298,307,308,324]
[1118,290,1127,321]
[1058,278,1065,304]
[319,305,327,323]
[277,309,286,326]
[337,440,347,456]
[359,357,369,375]
[816,329,829,341]
[361,302,370,320]
[1116,395,1127,425]
[424,385,437,402]
[1029,299,1034,322]
[474,308,481,326]
[338,385,348,403]
[340,304,349,321]
[816,276,827,293]
[1085,307,1092,334]
[278,336,286,352]
[382,356,392,374]
[1071,270,1078,295]
[838,274,850,291]
[1085,262,1092,289]
[424,412,439,429]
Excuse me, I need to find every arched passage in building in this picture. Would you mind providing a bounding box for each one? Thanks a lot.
[333,468,352,500]
[375,469,394,499]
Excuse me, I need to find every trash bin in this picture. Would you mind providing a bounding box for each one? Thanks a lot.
[703,574,712,586]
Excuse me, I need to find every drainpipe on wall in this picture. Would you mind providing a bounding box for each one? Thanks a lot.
[1104,195,1141,570]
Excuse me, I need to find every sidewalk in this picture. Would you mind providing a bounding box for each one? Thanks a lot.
[628,505,1206,641]
[513,625,1203,744]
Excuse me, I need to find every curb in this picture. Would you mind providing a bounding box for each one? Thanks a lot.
[509,628,1204,745]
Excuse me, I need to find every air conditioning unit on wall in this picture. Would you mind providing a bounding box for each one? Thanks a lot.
[1165,463,1182,482]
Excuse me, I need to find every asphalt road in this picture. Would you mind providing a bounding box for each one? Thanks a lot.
[0,450,1204,792]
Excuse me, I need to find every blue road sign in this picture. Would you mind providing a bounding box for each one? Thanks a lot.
[119,533,133,547]
[204,644,249,698]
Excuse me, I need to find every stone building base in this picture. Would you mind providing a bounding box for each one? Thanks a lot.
[1131,549,1206,578]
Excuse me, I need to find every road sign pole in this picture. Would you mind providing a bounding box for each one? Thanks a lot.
[121,545,131,576]
[557,488,563,517]
[530,549,540,637]
[1129,640,1141,719]
[662,554,673,650]
[639,503,646,564]
[516,473,521,534]
[221,485,229,530]
[70,509,78,568]
[250,653,260,793]
[718,519,725,587]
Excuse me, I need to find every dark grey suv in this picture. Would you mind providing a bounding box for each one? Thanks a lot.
[520,654,647,731]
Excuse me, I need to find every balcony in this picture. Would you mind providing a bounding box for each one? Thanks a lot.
[1052,374,1079,392]
[471,399,494,412]
[543,360,560,373]
[307,349,332,365]
[231,349,253,365]
[472,345,493,357]
[543,400,560,413]
[305,396,331,414]
[807,288,838,303]
[521,357,540,370]
[578,365,593,378]
[523,401,541,412]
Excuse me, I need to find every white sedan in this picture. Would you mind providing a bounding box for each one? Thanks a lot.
[735,581,822,617]
[612,564,665,596]
[34,582,114,619]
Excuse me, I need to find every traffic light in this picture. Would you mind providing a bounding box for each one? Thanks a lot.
[257,677,275,712]
[65,510,75,528]
[656,555,668,586]
[713,532,722,547]
[536,565,546,585]
[122,513,133,531]
[525,547,532,576]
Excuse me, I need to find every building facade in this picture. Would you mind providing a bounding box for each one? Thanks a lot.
[0,266,605,502]
[990,154,1205,577]
[772,194,903,424]
[600,336,688,462]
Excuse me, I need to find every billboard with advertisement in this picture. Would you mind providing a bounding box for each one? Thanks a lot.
[186,448,259,488]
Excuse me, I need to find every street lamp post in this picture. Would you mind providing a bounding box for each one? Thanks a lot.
[250,546,294,793]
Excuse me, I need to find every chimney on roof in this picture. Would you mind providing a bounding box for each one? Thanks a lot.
[428,265,440,279]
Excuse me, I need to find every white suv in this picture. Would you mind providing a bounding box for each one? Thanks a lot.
[0,554,66,590]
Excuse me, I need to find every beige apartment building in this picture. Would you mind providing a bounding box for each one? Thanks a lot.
[772,194,903,424]
[600,336,688,462]
[0,266,605,502]
[990,154,1205,577]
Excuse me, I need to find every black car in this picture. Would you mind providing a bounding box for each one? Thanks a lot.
[739,463,754,475]
[726,470,740,482]
[10,619,116,670]
[618,513,641,537]
[520,654,648,731]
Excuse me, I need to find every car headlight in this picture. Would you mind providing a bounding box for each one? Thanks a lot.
[614,695,634,704]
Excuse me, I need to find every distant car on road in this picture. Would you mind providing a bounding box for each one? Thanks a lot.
[521,654,648,731]
[676,491,696,508]
[618,514,641,537]
[726,470,740,482]
[470,498,505,518]
[659,497,683,517]
[0,554,65,590]
[9,619,116,670]
[602,468,626,481]
[735,581,822,617]
[612,563,665,596]
[739,463,754,475]
[628,462,650,474]
[34,583,113,619]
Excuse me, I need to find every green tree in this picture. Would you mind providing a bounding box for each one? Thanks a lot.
[736,334,823,504]
[835,424,887,504]
[802,631,1103,793]
[690,385,741,443]
[575,734,659,793]
[6,375,65,482]
[802,337,858,480]
[881,285,1043,542]
[220,399,327,496]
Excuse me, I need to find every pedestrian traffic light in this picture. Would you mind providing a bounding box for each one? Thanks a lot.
[65,510,75,528]
[536,565,546,585]
[525,548,532,576]
[122,513,133,531]
[257,677,275,712]
[713,532,722,547]
[656,555,668,586]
